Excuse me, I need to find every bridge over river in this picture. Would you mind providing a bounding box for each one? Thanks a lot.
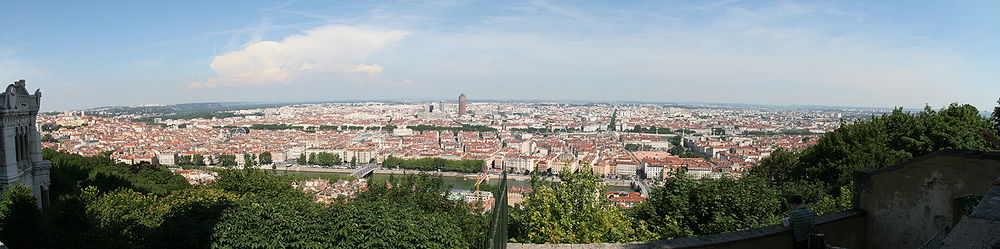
[350,164,378,178]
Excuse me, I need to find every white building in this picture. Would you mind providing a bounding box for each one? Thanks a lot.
[0,80,52,209]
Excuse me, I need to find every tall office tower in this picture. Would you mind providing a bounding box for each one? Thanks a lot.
[438,102,445,113]
[458,93,467,116]
[0,80,52,210]
[429,104,434,113]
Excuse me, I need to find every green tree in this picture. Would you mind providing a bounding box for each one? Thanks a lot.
[630,174,781,237]
[751,148,799,186]
[218,155,237,167]
[750,103,995,216]
[175,155,192,166]
[297,153,306,165]
[992,98,1000,133]
[259,152,272,165]
[191,154,205,166]
[350,156,357,166]
[243,153,256,169]
[510,166,657,243]
[0,184,43,249]
[608,110,618,131]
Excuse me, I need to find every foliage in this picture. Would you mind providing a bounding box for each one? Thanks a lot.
[249,123,302,131]
[311,152,341,166]
[218,154,237,167]
[630,175,782,237]
[811,186,853,215]
[382,156,484,173]
[754,104,995,196]
[625,143,654,151]
[510,166,657,243]
[44,149,190,197]
[992,98,1000,133]
[28,150,490,248]
[258,152,272,164]
[630,125,672,134]
[0,184,44,249]
[408,124,497,132]
[191,154,205,166]
[213,173,484,248]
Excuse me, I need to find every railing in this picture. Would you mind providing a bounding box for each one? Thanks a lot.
[916,227,948,249]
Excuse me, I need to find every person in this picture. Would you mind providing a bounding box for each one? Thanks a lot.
[783,195,817,249]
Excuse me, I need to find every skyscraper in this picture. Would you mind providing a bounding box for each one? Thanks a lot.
[458,93,467,116]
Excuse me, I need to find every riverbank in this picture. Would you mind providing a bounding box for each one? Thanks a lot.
[271,165,634,187]
[272,165,536,180]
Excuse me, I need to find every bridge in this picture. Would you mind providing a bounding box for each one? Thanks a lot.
[350,164,378,178]
[631,180,651,197]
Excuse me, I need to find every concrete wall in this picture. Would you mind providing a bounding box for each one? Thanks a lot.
[855,150,1000,249]
[508,210,866,249]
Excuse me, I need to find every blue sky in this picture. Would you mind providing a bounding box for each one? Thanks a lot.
[1,0,997,111]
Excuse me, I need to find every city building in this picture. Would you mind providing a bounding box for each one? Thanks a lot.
[458,93,467,116]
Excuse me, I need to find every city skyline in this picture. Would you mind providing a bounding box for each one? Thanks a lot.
[2,1,999,111]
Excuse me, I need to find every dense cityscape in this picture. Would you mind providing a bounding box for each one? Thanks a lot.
[42,95,866,175]
[3,1,999,248]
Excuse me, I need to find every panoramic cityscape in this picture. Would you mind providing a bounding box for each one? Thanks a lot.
[2,1,1000,249]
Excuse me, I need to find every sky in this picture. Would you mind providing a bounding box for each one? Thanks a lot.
[1,0,998,111]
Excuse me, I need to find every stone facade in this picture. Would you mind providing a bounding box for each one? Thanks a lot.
[855,150,1000,249]
[0,80,52,209]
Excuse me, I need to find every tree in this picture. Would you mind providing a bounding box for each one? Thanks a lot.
[608,110,618,131]
[992,98,1000,133]
[350,156,358,166]
[751,148,799,186]
[630,174,781,237]
[243,154,256,169]
[218,155,237,167]
[297,153,306,165]
[175,155,191,166]
[383,156,403,168]
[259,152,272,165]
[191,154,205,166]
[510,166,657,243]
[0,184,43,249]
[748,103,995,217]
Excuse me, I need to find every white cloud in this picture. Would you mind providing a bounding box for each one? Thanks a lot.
[350,64,384,77]
[191,25,408,88]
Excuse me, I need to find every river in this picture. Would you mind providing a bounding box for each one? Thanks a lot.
[275,170,634,192]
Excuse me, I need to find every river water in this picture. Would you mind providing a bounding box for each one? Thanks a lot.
[278,171,634,192]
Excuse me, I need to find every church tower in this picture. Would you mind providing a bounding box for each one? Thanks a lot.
[0,80,51,209]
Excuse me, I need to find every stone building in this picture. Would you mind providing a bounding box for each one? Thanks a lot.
[0,80,52,209]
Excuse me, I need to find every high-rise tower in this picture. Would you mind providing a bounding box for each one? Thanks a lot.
[458,93,467,116]
[0,80,52,210]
